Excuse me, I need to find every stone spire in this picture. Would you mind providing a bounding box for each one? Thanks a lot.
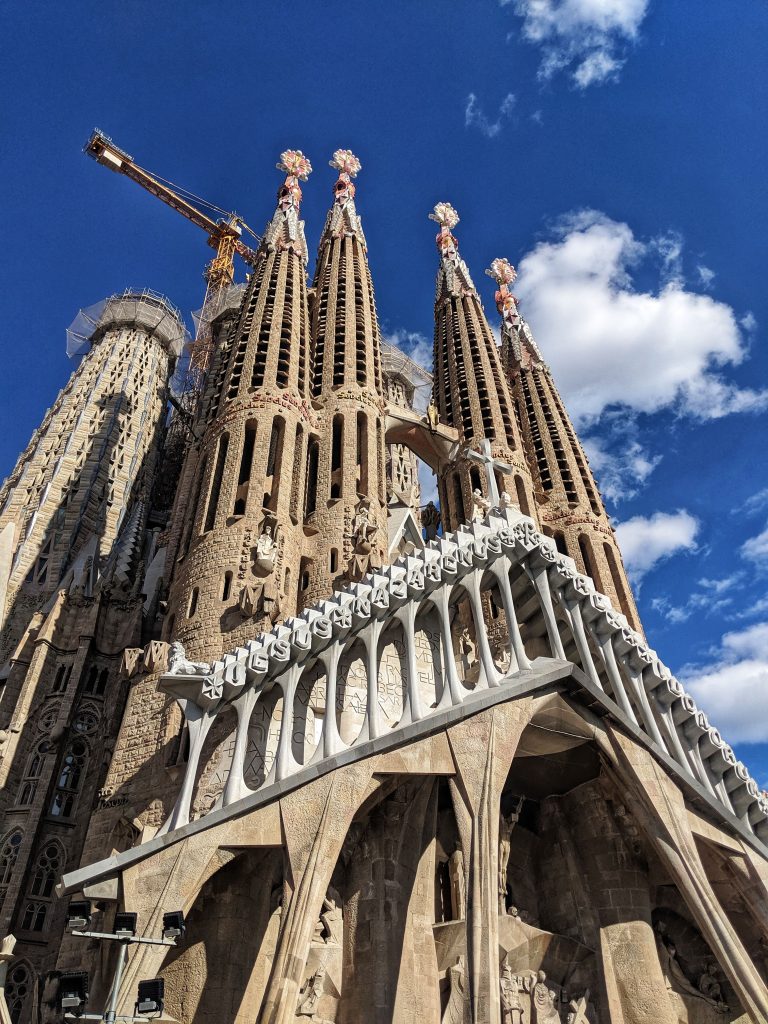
[165,152,315,661]
[303,151,388,603]
[430,205,536,531]
[488,257,642,631]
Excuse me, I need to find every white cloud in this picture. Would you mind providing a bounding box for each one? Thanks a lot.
[465,92,516,137]
[650,574,743,624]
[681,622,768,744]
[507,0,649,88]
[742,524,768,568]
[582,430,660,502]
[696,264,716,289]
[514,210,768,425]
[741,488,768,517]
[383,328,432,371]
[614,510,699,583]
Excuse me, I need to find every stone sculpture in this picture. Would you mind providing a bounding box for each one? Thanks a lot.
[0,935,17,1024]
[254,521,278,576]
[459,628,476,677]
[500,960,524,1024]
[499,804,521,913]
[472,488,491,523]
[167,641,212,677]
[426,397,439,432]
[566,990,591,1024]
[532,971,561,1024]
[422,501,441,541]
[441,957,468,1024]
[349,498,378,579]
[297,964,327,1017]
[448,843,466,920]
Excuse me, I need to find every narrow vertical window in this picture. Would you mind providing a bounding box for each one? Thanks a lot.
[514,476,531,517]
[203,433,229,533]
[305,438,319,517]
[265,418,285,511]
[331,416,343,499]
[222,572,233,601]
[188,587,200,618]
[233,421,257,516]
[49,739,88,818]
[604,543,632,619]
[356,412,368,495]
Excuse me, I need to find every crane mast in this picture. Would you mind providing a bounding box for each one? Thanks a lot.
[85,129,259,394]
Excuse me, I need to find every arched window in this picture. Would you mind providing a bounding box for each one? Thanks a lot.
[20,841,63,933]
[49,738,88,818]
[514,476,531,517]
[0,829,23,906]
[17,740,51,806]
[4,960,31,1023]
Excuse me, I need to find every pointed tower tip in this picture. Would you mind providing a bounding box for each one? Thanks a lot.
[487,258,522,333]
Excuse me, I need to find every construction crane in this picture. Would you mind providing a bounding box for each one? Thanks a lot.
[85,129,260,396]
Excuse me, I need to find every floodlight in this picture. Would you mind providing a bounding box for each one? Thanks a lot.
[161,910,185,941]
[113,911,137,937]
[58,971,89,1016]
[136,978,164,1017]
[66,900,92,931]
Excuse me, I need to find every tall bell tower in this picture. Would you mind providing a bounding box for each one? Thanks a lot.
[488,257,642,631]
[430,204,537,532]
[303,151,388,605]
[166,152,315,662]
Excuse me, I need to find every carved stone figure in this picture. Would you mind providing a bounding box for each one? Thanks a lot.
[698,959,728,1011]
[472,488,491,523]
[532,971,561,1024]
[427,398,439,432]
[459,628,476,676]
[498,808,520,913]
[297,964,326,1016]
[253,522,278,576]
[0,934,17,1024]
[500,960,523,1024]
[501,491,518,512]
[319,888,343,946]
[566,990,591,1024]
[422,501,441,541]
[167,641,211,677]
[349,499,378,579]
[441,956,468,1024]
[448,844,466,920]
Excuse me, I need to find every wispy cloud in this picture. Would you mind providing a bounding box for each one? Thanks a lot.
[582,415,660,503]
[504,0,649,88]
[696,264,716,289]
[465,92,516,137]
[680,621,768,744]
[650,573,743,624]
[741,524,768,568]
[614,510,699,584]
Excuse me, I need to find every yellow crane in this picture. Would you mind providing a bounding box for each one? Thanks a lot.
[85,129,259,392]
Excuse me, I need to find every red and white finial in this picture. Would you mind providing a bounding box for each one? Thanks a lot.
[275,150,312,211]
[430,202,461,260]
[330,149,361,205]
[487,257,521,329]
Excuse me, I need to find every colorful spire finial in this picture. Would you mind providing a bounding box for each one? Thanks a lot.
[429,202,460,231]
[430,202,461,263]
[330,149,361,177]
[486,258,517,287]
[277,150,313,180]
[275,150,312,214]
[329,149,361,207]
[487,257,521,331]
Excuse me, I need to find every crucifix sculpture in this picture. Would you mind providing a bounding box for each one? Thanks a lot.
[465,438,513,508]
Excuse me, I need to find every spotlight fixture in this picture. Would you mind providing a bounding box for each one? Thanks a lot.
[65,900,92,931]
[113,911,137,937]
[161,910,185,941]
[58,971,89,1016]
[136,978,164,1017]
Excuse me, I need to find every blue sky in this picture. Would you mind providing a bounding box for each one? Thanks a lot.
[1,1,766,782]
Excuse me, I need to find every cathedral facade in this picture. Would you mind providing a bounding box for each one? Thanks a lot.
[0,151,766,1024]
